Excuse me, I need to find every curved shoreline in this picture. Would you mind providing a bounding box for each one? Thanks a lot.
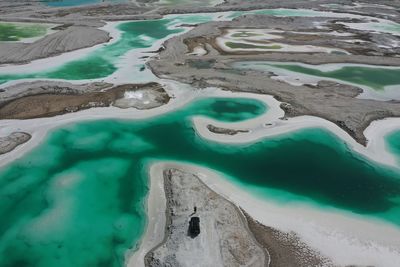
[1,86,400,168]
[192,93,400,169]
[125,161,167,267]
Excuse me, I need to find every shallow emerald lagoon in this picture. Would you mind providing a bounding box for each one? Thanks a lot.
[234,62,400,91]
[0,22,48,42]
[271,64,400,90]
[387,131,400,163]
[227,8,335,19]
[1,96,400,266]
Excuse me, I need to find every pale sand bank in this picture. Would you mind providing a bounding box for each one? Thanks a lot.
[125,161,167,267]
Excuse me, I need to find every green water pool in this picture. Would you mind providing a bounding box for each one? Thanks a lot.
[0,96,399,266]
[234,62,400,91]
[271,64,400,91]
[387,131,400,163]
[0,22,49,42]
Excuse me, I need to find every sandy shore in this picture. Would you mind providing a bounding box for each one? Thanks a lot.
[2,87,400,169]
[125,161,167,267]
[190,90,400,169]
[0,79,197,167]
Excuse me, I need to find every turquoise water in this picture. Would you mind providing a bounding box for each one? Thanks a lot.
[0,23,48,42]
[387,131,400,163]
[270,64,400,90]
[41,0,127,7]
[234,62,400,91]
[1,96,400,266]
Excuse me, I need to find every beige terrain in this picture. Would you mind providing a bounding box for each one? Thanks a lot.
[0,82,169,119]
[0,132,31,155]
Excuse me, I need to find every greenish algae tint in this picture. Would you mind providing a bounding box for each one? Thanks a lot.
[387,131,400,162]
[1,97,400,266]
[270,64,400,90]
[0,22,48,42]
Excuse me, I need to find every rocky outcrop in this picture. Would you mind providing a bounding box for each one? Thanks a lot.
[207,124,249,135]
[0,132,31,155]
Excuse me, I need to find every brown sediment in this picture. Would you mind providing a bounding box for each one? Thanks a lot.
[207,124,249,135]
[0,132,31,155]
[0,82,169,120]
[242,209,334,267]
